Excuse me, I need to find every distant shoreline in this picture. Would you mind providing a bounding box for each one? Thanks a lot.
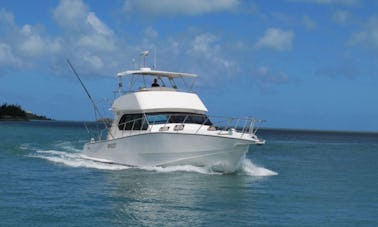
[0,103,53,121]
[0,116,53,121]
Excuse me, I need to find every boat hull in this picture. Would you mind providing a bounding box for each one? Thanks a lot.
[83,132,251,172]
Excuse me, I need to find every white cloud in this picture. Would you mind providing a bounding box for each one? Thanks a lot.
[18,24,62,57]
[348,17,378,49]
[76,34,116,52]
[0,9,62,70]
[0,42,23,68]
[258,66,269,75]
[167,38,181,56]
[86,12,113,36]
[53,0,116,51]
[191,33,229,66]
[0,1,122,76]
[252,65,292,93]
[332,10,351,25]
[144,27,159,39]
[0,1,285,86]
[187,33,236,73]
[0,11,23,70]
[189,33,218,55]
[0,8,14,26]
[51,0,122,75]
[302,15,316,29]
[256,66,290,84]
[123,0,240,16]
[53,0,89,31]
[269,13,316,30]
[81,51,104,70]
[255,28,294,51]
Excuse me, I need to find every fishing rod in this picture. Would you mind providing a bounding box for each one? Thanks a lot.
[66,59,114,139]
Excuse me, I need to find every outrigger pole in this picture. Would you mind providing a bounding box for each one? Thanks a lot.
[66,59,114,139]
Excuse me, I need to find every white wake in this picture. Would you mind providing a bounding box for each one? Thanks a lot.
[239,158,278,176]
[29,150,130,170]
[140,165,222,175]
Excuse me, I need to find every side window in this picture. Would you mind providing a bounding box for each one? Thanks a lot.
[118,114,131,130]
[118,114,148,130]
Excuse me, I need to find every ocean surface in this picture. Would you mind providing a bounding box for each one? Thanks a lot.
[1,121,377,226]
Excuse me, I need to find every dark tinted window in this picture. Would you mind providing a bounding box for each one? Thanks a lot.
[118,114,148,130]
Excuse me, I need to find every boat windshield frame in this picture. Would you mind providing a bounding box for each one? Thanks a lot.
[146,112,212,126]
[116,67,197,95]
[116,112,212,132]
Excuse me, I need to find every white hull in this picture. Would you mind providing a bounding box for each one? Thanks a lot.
[83,132,252,172]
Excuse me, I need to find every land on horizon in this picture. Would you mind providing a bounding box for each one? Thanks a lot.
[0,103,52,121]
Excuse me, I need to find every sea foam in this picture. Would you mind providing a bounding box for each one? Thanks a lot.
[239,158,278,176]
[30,150,129,170]
[140,164,221,175]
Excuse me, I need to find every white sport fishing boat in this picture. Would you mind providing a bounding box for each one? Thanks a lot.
[82,64,265,172]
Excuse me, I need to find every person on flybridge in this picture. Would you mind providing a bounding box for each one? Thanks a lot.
[151,78,160,87]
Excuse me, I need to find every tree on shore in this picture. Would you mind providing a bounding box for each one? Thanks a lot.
[0,103,51,120]
[0,103,27,119]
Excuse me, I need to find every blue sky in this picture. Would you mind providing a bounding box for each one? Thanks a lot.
[0,0,377,131]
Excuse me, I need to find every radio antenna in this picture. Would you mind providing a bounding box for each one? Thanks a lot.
[153,47,157,69]
[66,59,114,139]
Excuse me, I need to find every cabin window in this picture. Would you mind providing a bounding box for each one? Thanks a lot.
[118,114,148,130]
[146,112,212,126]
[147,114,169,124]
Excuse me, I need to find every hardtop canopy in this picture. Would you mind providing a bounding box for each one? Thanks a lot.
[117,67,197,78]
[116,67,197,93]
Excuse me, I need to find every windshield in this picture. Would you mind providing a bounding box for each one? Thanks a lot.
[146,112,212,125]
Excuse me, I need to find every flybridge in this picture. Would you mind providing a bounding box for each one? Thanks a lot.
[116,67,197,94]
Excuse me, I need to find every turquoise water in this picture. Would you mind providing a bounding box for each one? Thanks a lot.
[1,121,377,226]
